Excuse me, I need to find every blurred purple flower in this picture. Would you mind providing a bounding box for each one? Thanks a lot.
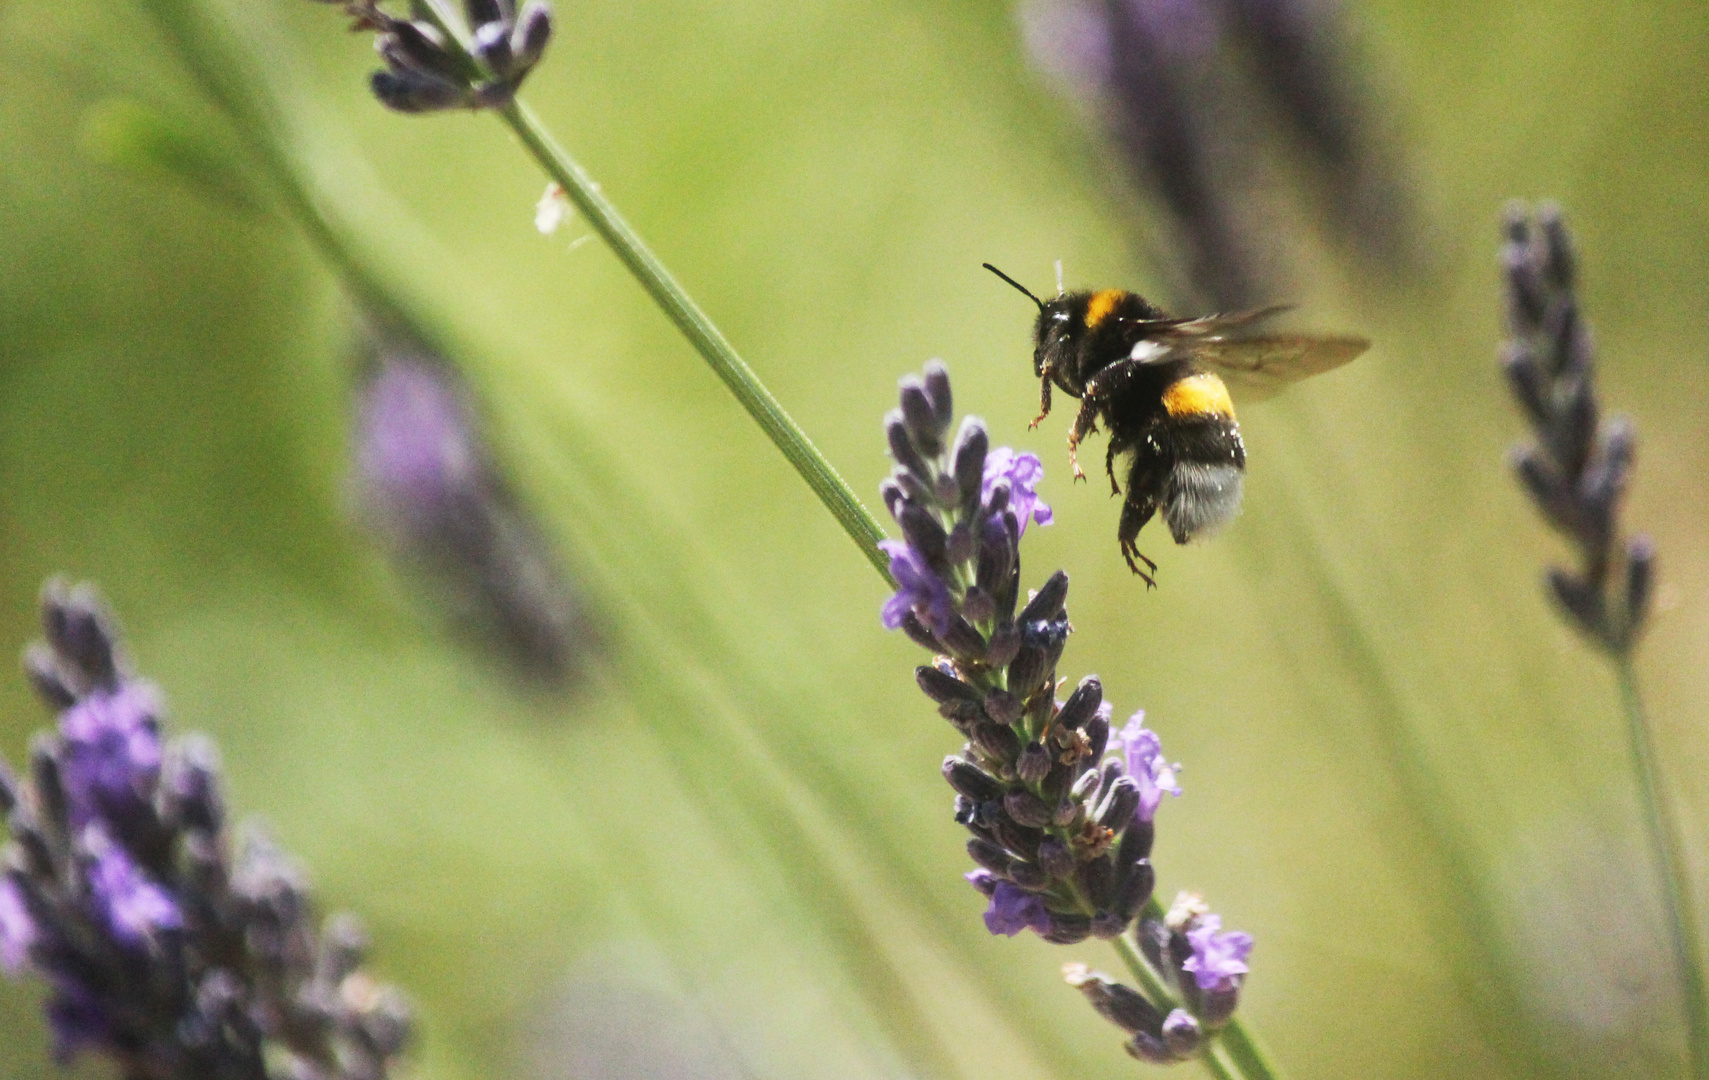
[84,828,182,947]
[1117,712,1181,822]
[1181,914,1253,992]
[59,683,161,828]
[0,878,33,974]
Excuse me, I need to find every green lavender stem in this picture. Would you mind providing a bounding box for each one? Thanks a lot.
[408,0,892,583]
[1617,659,1708,1078]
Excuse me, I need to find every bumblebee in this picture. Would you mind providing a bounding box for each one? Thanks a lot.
[984,264,1368,586]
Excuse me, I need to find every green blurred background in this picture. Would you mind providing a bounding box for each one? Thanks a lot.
[1,0,1707,1078]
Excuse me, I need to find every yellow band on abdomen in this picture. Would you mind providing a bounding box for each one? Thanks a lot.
[1161,373,1236,419]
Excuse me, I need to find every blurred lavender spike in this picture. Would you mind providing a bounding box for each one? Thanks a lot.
[1017,0,1417,309]
[353,339,598,687]
[1500,204,1651,653]
[1,580,412,1079]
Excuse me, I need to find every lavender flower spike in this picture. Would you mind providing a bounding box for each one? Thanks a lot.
[1,580,412,1080]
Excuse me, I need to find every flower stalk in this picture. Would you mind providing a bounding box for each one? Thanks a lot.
[1500,204,1705,1079]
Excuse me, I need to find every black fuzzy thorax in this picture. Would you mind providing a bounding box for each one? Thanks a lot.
[1034,290,1172,396]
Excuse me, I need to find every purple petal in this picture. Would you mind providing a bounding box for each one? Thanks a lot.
[1181,914,1253,992]
[85,828,182,947]
[982,448,1053,535]
[1118,712,1181,822]
[59,684,162,827]
[879,540,955,635]
[982,881,1053,937]
[0,878,34,975]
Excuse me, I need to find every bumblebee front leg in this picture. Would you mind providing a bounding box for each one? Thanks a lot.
[1117,492,1159,588]
[1029,375,1053,429]
[1066,394,1101,482]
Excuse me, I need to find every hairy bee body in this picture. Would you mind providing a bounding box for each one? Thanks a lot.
[987,266,1367,586]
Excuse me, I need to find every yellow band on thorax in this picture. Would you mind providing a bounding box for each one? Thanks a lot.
[1162,373,1236,419]
[1084,289,1126,329]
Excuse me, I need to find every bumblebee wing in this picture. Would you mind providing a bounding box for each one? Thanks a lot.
[1182,334,1369,402]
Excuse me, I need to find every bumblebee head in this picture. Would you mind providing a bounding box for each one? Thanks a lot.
[1032,296,1081,379]
[983,263,1074,379]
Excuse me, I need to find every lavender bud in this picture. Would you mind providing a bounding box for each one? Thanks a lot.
[1113,860,1156,922]
[40,581,119,692]
[923,361,953,429]
[1003,790,1053,829]
[939,615,988,663]
[380,21,463,80]
[1064,964,1166,1035]
[1127,1032,1176,1065]
[1624,536,1655,644]
[161,734,224,834]
[1500,344,1549,429]
[1197,988,1240,1028]
[952,419,989,520]
[1016,742,1051,784]
[1008,861,1050,891]
[27,737,68,841]
[1084,719,1111,765]
[1006,644,1047,697]
[970,722,1021,764]
[1056,676,1102,729]
[946,523,976,567]
[371,68,468,113]
[1037,837,1075,879]
[885,411,931,484]
[898,505,948,570]
[1097,777,1142,831]
[960,587,995,628]
[916,667,979,708]
[943,758,1003,803]
[1050,798,1079,827]
[896,611,942,652]
[466,0,512,26]
[985,622,1020,668]
[967,838,1015,877]
[991,818,1042,860]
[1070,766,1103,804]
[898,378,942,457]
[1040,912,1092,944]
[473,19,516,79]
[1077,853,1113,907]
[1019,570,1069,624]
[511,0,553,69]
[1118,816,1157,864]
[981,690,1022,727]
[22,644,76,712]
[879,479,906,519]
[983,479,1011,521]
[1091,912,1129,939]
[1547,568,1608,646]
[1162,1009,1204,1055]
[891,468,934,509]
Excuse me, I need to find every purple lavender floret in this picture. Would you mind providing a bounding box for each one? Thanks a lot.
[879,540,957,634]
[982,447,1054,535]
[58,682,162,828]
[1182,914,1254,993]
[84,826,183,947]
[1117,712,1182,822]
[0,579,412,1079]
[982,881,1053,937]
[0,877,33,974]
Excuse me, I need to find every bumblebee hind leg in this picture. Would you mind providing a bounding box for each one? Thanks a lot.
[1117,493,1160,589]
[1104,437,1128,497]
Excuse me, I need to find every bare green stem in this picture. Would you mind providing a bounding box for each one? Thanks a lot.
[1616,659,1708,1079]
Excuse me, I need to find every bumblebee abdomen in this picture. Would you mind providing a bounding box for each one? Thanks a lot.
[1160,372,1236,421]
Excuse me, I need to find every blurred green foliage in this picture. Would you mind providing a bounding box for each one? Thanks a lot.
[1,1,1707,1079]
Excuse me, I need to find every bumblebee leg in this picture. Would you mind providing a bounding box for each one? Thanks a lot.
[1104,440,1124,497]
[1067,395,1101,482]
[1029,376,1053,430]
[1117,493,1159,588]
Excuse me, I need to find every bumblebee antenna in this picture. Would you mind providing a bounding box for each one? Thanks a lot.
[983,263,1046,311]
